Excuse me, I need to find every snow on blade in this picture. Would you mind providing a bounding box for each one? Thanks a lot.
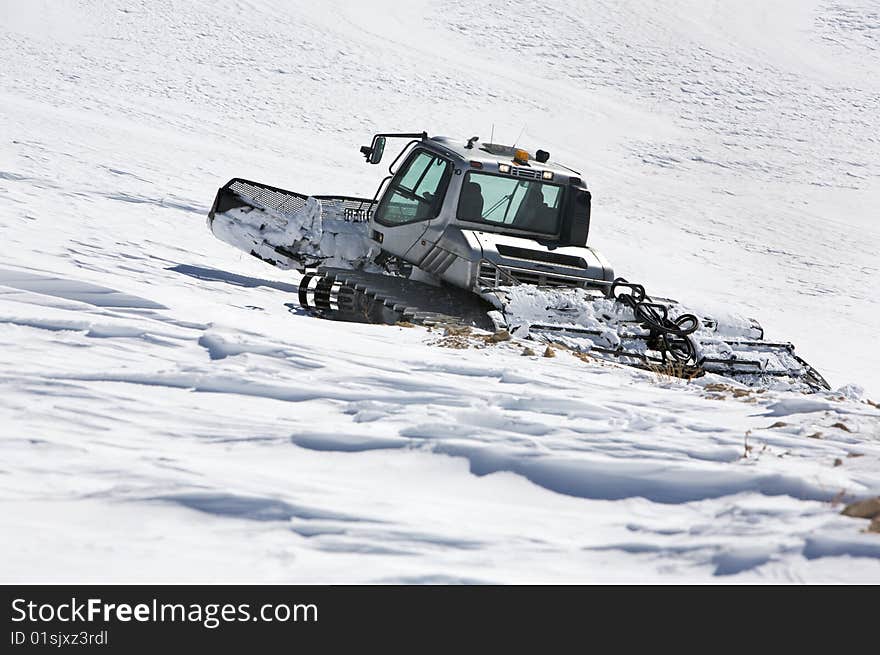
[211,196,378,271]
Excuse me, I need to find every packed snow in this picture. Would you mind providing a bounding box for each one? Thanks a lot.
[1,0,879,583]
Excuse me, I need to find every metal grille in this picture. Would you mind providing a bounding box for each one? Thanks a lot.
[478,262,501,287]
[510,168,541,179]
[228,179,309,215]
[222,178,375,223]
[496,244,587,269]
[419,247,457,275]
[316,197,375,222]
[478,261,586,289]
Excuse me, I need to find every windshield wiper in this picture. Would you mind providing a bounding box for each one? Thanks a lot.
[484,193,512,219]
[394,186,431,204]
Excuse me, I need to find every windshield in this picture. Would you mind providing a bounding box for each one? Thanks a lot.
[457,171,563,235]
[374,150,451,226]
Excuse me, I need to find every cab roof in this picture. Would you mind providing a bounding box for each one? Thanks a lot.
[425,135,581,178]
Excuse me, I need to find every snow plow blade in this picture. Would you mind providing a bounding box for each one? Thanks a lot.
[207,178,376,271]
[208,178,374,223]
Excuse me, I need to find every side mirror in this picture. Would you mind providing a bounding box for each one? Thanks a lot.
[370,136,386,164]
[360,136,386,164]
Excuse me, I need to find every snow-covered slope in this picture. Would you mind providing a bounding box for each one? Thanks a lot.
[1,0,879,582]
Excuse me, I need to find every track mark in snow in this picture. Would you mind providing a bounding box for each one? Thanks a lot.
[313,540,415,556]
[0,268,166,309]
[711,547,775,576]
[154,492,365,523]
[413,363,508,379]
[197,331,324,369]
[291,432,409,452]
[434,444,843,504]
[293,522,487,558]
[764,398,835,417]
[399,423,477,441]
[803,533,880,560]
[451,407,556,436]
[54,371,473,407]
[0,171,34,182]
[496,395,612,418]
[0,316,190,345]
[102,166,153,183]
[168,265,301,294]
[101,192,206,214]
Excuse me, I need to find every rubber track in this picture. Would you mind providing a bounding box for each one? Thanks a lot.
[319,267,495,330]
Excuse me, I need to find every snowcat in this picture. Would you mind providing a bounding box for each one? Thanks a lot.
[206,132,829,392]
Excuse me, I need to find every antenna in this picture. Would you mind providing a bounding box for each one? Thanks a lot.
[513,124,526,146]
[490,123,495,145]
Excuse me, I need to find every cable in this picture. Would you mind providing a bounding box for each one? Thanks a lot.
[610,278,700,364]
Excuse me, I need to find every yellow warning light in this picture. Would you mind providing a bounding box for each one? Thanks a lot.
[513,149,530,164]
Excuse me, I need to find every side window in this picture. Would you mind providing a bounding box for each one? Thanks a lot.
[374,151,451,226]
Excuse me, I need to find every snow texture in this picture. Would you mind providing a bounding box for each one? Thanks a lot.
[1,0,879,583]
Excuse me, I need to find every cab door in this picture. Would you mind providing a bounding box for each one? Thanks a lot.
[371,149,452,264]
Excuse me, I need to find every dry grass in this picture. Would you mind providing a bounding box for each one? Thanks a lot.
[839,494,880,533]
[487,329,511,343]
[431,336,472,349]
[704,382,750,397]
[428,324,478,349]
[841,497,880,519]
[442,325,472,337]
[648,361,704,383]
[428,326,518,350]
[701,381,768,403]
